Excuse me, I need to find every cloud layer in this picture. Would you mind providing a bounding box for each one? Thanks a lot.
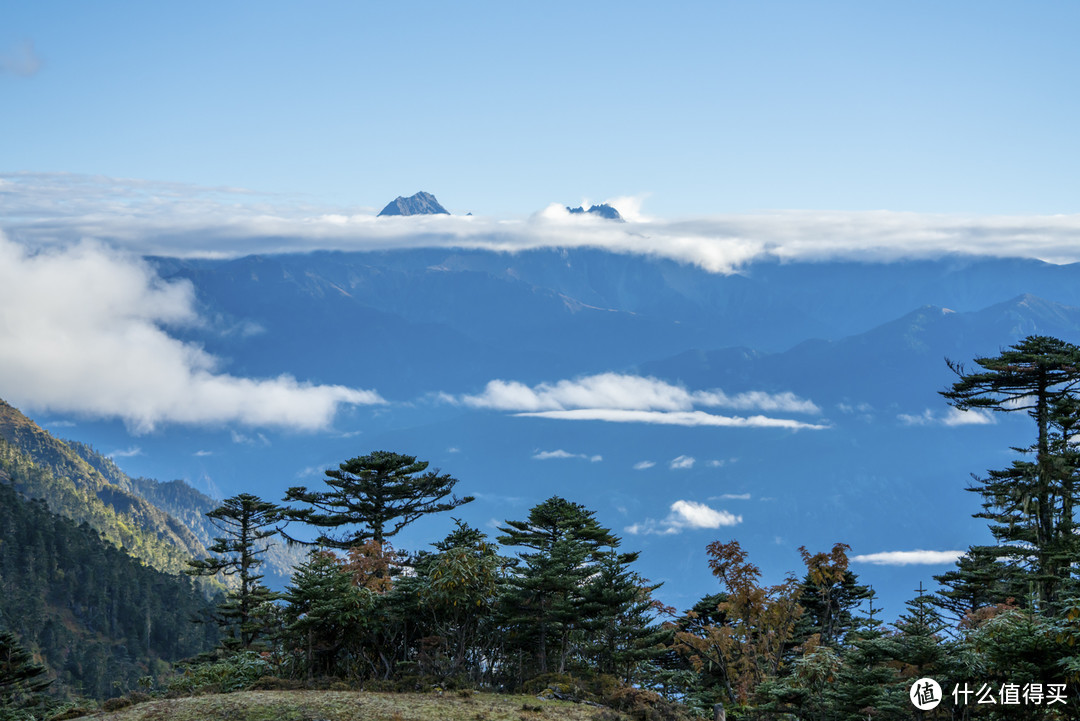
[8,173,1080,272]
[454,373,825,430]
[0,234,382,431]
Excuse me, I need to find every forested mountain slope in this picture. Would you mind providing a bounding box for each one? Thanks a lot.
[0,481,218,699]
[0,400,208,575]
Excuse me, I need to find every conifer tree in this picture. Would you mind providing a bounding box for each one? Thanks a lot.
[282,451,473,549]
[498,496,616,676]
[0,630,51,709]
[186,493,282,650]
[822,593,906,721]
[577,546,670,683]
[942,335,1080,612]
[283,550,372,678]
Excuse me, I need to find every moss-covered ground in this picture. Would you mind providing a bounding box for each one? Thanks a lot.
[70,690,629,721]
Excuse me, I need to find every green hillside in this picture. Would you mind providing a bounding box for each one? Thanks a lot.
[0,400,208,575]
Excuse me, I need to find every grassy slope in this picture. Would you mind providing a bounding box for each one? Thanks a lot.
[73,690,629,721]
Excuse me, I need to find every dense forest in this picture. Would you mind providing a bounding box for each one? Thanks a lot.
[0,482,219,704]
[4,336,1080,720]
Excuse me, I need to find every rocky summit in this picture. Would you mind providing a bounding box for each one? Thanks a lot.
[377,191,450,216]
[566,203,623,221]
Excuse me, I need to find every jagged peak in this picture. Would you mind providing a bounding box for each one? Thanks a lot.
[377,191,450,217]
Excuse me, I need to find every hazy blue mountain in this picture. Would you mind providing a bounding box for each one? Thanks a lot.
[377,191,450,216]
[71,248,1080,617]
[639,294,1080,408]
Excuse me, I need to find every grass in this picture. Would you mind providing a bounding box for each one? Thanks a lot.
[68,690,630,721]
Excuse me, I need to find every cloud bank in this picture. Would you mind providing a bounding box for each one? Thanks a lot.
[0,234,383,431]
[453,373,826,430]
[626,499,743,535]
[7,173,1080,272]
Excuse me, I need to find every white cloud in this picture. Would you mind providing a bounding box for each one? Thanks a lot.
[0,234,383,432]
[13,173,1080,271]
[851,550,965,566]
[712,493,751,500]
[898,407,995,427]
[452,373,826,430]
[633,460,655,470]
[518,409,828,429]
[626,499,743,535]
[532,449,602,462]
[669,455,696,470]
[942,407,996,426]
[194,450,213,457]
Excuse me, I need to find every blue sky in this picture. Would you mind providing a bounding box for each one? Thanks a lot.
[4,1,1079,217]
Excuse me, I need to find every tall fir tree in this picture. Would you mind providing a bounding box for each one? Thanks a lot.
[186,493,282,650]
[577,545,670,683]
[942,335,1080,613]
[498,496,616,677]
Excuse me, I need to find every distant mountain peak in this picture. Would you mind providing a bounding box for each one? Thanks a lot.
[566,203,624,221]
[378,191,449,217]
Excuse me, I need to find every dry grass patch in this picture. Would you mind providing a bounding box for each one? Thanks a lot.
[69,690,631,721]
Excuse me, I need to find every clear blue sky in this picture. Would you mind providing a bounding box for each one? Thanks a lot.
[3,1,1079,217]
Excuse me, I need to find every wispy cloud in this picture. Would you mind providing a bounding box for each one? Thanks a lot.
[626,499,743,535]
[10,173,1080,271]
[532,449,603,462]
[517,409,827,430]
[633,460,656,470]
[107,446,142,459]
[669,455,696,470]
[450,373,826,430]
[711,493,751,500]
[851,550,964,565]
[898,407,995,427]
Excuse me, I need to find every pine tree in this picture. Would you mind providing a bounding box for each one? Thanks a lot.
[498,496,616,677]
[282,451,473,549]
[186,493,282,650]
[823,593,906,721]
[577,546,670,684]
[283,550,372,678]
[942,335,1080,612]
[0,630,51,709]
